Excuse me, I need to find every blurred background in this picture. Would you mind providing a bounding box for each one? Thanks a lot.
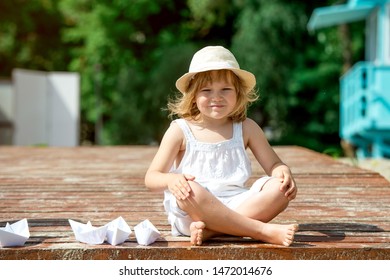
[0,0,366,156]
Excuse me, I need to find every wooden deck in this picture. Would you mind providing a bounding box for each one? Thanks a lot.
[0,146,389,260]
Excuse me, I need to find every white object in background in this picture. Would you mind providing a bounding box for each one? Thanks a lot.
[13,70,47,145]
[105,216,132,246]
[68,219,107,245]
[47,73,79,146]
[134,219,161,246]
[13,69,80,146]
[0,218,30,247]
[0,80,13,144]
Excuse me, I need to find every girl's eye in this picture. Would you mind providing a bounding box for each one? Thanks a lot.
[200,88,211,93]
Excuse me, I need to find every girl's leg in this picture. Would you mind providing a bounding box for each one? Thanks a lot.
[177,181,298,246]
[189,178,293,245]
[235,177,290,222]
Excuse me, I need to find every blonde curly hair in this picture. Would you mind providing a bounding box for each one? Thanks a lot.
[168,69,258,122]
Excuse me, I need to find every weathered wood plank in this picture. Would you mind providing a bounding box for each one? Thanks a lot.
[1,146,389,260]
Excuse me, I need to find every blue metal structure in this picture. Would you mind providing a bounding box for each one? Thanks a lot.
[308,0,390,158]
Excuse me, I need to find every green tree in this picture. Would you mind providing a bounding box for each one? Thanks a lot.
[231,0,364,153]
[0,0,365,153]
[60,0,193,144]
[0,0,69,77]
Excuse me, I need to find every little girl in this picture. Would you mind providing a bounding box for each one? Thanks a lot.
[145,46,298,246]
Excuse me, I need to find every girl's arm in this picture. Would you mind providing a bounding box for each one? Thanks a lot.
[144,122,194,200]
[244,118,297,200]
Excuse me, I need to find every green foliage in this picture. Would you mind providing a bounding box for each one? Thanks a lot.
[232,0,308,125]
[59,0,191,144]
[0,0,69,74]
[0,0,366,153]
[231,0,363,153]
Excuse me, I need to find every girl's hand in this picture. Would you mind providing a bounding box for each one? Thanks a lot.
[168,174,195,200]
[271,165,297,201]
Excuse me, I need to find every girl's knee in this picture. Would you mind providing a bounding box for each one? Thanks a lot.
[262,178,290,203]
[263,178,284,191]
[178,181,211,207]
[176,181,215,220]
[187,181,211,200]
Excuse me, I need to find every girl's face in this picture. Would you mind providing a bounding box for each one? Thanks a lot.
[195,71,237,121]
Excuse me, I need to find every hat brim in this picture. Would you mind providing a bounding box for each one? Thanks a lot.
[175,68,256,94]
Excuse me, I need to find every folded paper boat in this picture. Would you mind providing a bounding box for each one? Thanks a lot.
[105,216,131,246]
[68,219,108,245]
[134,219,161,246]
[0,218,30,247]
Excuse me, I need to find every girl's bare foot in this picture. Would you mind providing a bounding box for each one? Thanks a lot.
[190,221,206,246]
[259,223,299,246]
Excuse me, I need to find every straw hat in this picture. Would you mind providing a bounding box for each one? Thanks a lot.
[175,46,256,94]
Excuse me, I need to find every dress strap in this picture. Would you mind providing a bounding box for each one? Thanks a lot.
[173,119,195,141]
[233,122,245,146]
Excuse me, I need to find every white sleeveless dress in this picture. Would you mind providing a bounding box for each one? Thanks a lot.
[163,119,272,236]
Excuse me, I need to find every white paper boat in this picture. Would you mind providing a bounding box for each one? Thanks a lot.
[68,219,107,245]
[0,218,30,247]
[105,216,131,246]
[134,219,161,246]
